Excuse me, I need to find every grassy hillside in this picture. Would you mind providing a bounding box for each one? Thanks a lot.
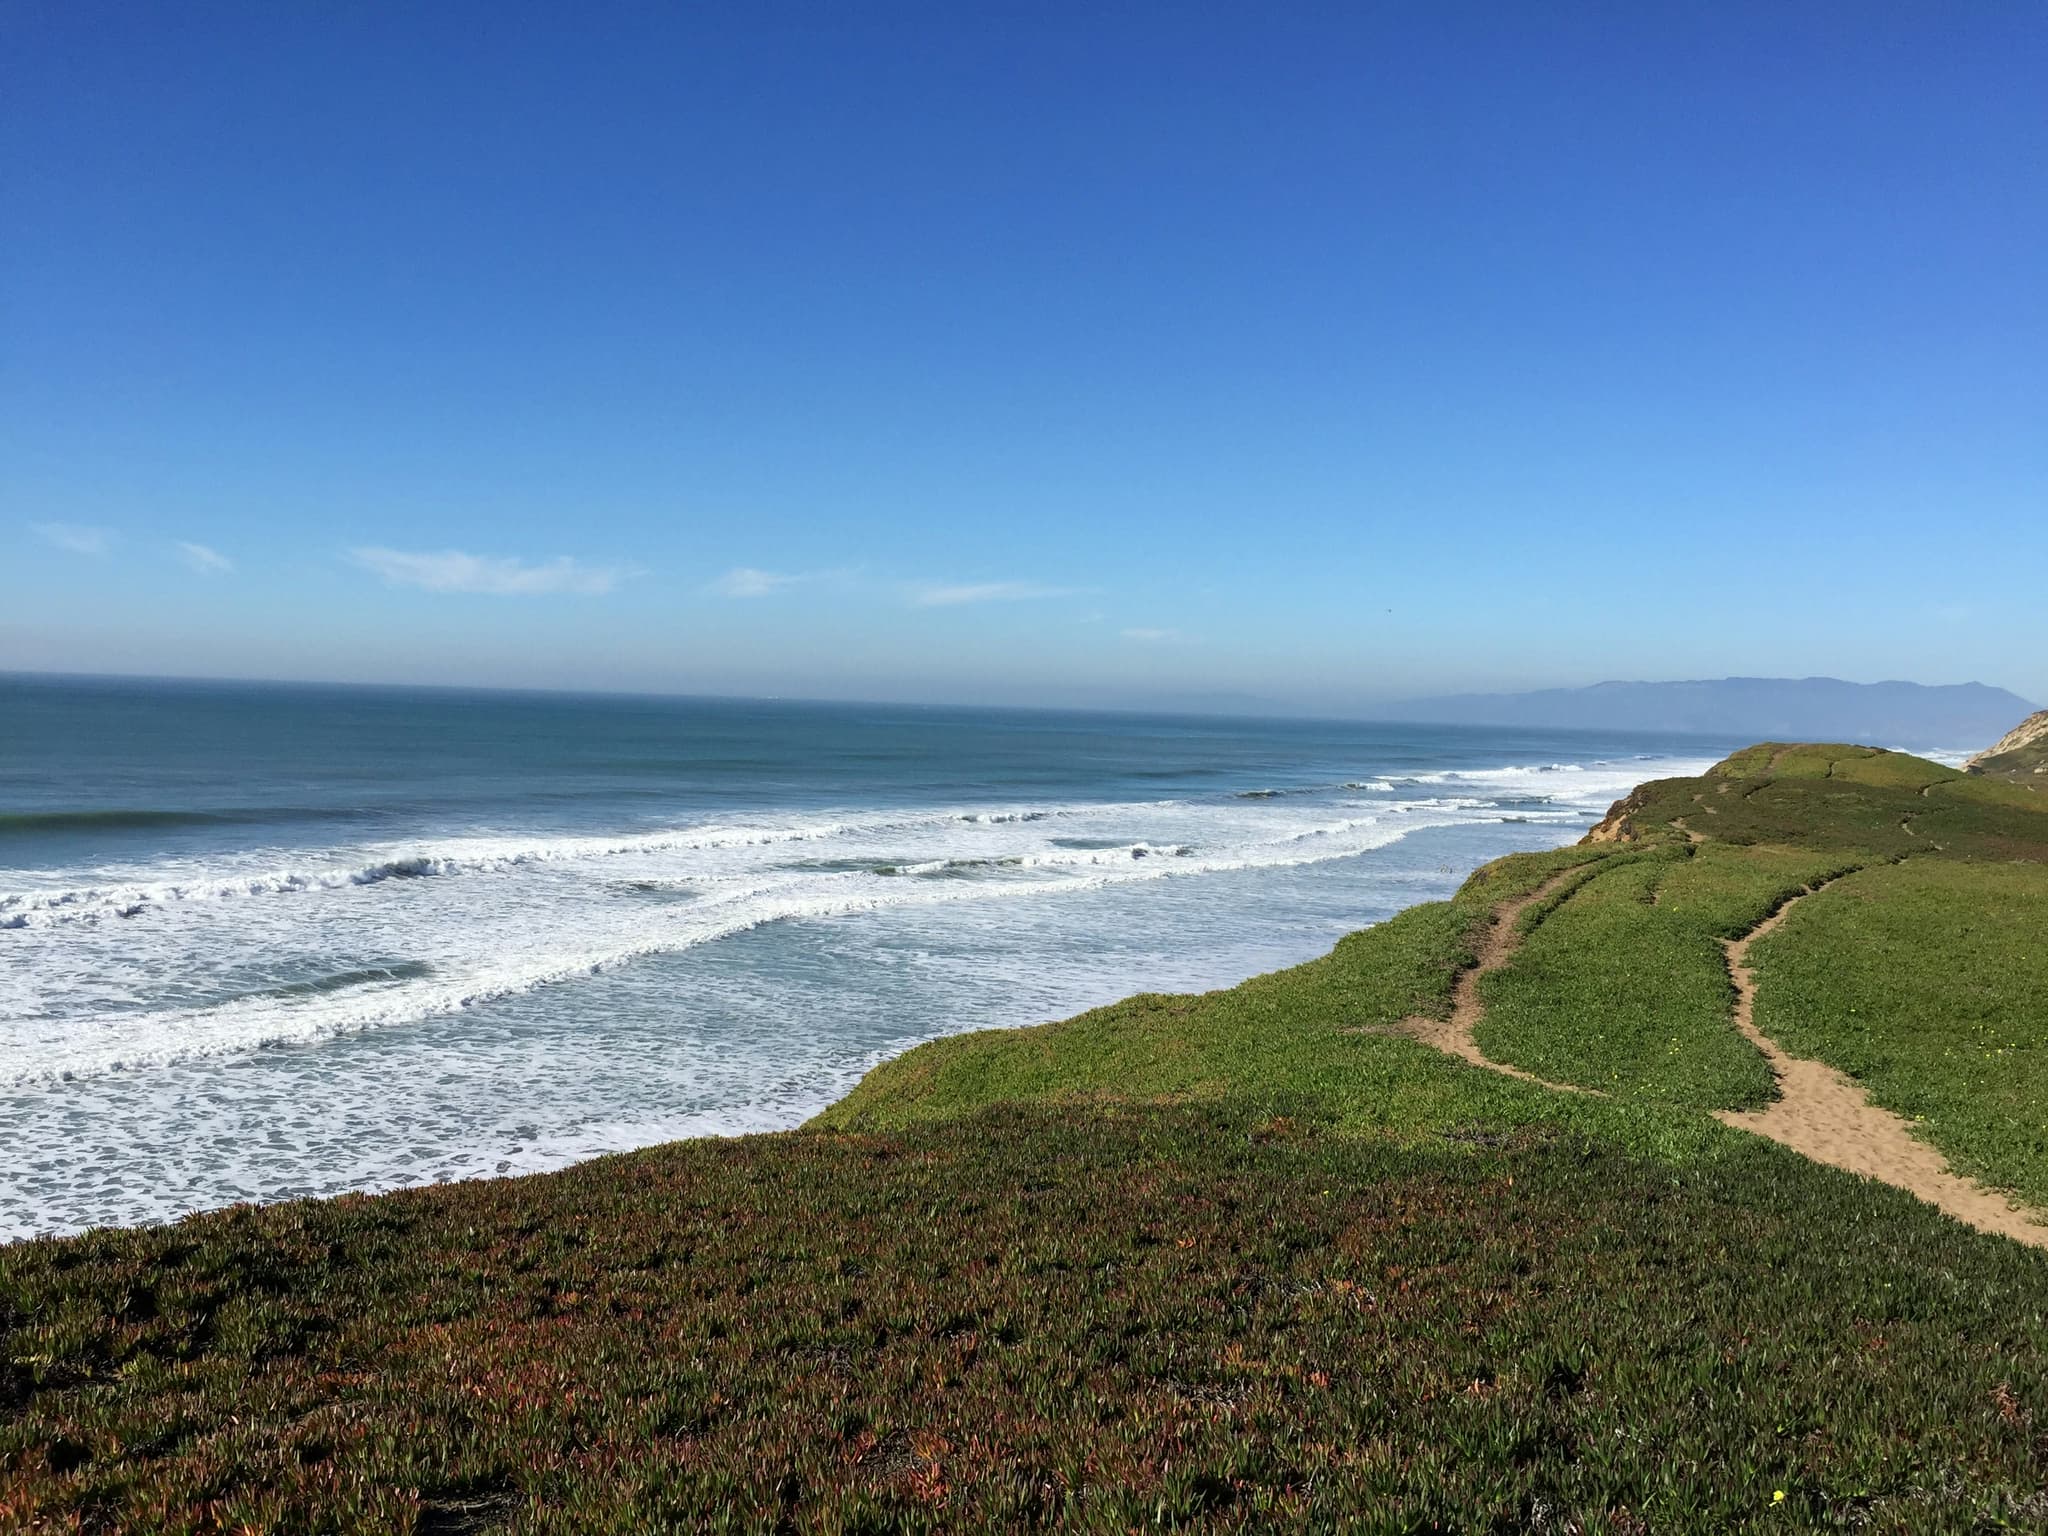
[829,742,2048,1195]
[6,743,2048,1531]
[1471,842,1831,1109]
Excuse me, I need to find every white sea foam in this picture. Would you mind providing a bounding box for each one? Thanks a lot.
[0,755,1699,932]
[1,759,1716,1117]
[3,805,1484,1087]
[0,804,1128,928]
[1,744,1721,1237]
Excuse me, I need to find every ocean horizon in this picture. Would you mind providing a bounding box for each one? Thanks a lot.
[3,672,1735,1239]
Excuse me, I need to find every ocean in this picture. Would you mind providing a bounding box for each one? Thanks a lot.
[0,674,1730,1239]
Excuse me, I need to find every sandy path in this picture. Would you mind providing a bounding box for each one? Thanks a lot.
[1397,863,2048,1247]
[1397,870,1594,1095]
[1715,883,2048,1248]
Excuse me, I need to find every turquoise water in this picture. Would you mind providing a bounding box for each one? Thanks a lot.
[0,673,1730,1237]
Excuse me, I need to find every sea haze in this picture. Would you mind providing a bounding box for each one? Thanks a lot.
[1,674,1730,1237]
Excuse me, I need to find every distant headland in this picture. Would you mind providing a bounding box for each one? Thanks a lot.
[1381,676,2036,750]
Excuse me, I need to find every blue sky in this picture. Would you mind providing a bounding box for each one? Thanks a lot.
[4,2,2043,710]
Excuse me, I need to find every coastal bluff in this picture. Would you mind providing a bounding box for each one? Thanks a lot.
[1968,709,2048,779]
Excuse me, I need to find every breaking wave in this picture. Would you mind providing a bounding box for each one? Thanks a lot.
[4,809,1461,1087]
[0,805,1123,928]
[3,749,1722,1091]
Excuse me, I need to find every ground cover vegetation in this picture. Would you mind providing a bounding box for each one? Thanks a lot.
[8,1106,2048,1534]
[1472,844,1835,1109]
[6,742,2048,1531]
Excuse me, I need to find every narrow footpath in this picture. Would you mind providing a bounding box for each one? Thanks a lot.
[1396,869,1593,1095]
[1715,883,2048,1248]
[1398,865,2048,1249]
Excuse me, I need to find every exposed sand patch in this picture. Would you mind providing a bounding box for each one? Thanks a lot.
[1715,883,2048,1249]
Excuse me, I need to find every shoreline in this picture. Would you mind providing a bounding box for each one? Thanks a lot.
[4,806,1621,1245]
[4,738,1984,1242]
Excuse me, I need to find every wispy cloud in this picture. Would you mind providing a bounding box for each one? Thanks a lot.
[713,567,801,598]
[176,541,233,575]
[32,522,113,556]
[1121,627,1183,644]
[349,546,632,596]
[912,580,1084,608]
[711,566,860,598]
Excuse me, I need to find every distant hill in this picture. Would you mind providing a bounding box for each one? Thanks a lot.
[1967,710,2048,779]
[1383,677,2036,750]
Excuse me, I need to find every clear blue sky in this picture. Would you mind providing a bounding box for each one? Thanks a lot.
[4,2,2043,710]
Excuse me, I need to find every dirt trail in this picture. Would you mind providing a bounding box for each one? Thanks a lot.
[1396,871,1594,1095]
[1715,884,2048,1249]
[1396,863,2048,1247]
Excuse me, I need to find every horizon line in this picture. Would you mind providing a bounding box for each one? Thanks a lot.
[3,665,2029,730]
